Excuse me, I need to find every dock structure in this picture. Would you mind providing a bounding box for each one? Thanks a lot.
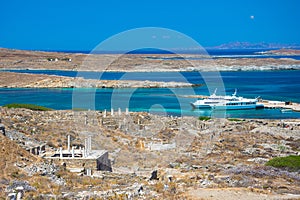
[184,94,300,112]
[262,100,300,112]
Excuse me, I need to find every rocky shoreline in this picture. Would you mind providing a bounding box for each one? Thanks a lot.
[1,47,300,199]
[0,72,199,88]
[1,48,300,72]
[257,48,300,56]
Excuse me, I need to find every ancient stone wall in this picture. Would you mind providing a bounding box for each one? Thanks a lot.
[96,152,112,172]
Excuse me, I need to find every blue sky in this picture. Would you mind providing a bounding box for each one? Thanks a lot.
[1,0,300,50]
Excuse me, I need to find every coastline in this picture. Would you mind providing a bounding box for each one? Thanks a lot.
[257,48,300,56]
[183,95,300,112]
[1,48,300,116]
[1,49,300,198]
[0,72,200,88]
[1,47,300,72]
[2,66,300,72]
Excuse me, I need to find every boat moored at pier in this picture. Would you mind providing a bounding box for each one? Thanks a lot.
[191,89,264,110]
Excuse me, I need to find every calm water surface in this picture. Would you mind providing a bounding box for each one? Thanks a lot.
[0,70,300,119]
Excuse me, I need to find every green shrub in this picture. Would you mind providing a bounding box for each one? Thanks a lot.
[198,116,211,121]
[3,103,52,111]
[265,155,300,171]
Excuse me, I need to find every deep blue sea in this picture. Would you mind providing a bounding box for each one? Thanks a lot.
[1,70,300,119]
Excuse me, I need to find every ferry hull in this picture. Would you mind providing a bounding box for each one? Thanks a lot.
[212,104,264,110]
[190,89,264,111]
[190,103,211,109]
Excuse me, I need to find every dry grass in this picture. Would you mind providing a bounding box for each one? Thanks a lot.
[0,134,38,179]
[0,134,62,198]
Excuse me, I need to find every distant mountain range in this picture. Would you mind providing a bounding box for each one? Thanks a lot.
[208,42,300,49]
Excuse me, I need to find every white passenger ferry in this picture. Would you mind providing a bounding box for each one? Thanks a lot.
[191,89,264,110]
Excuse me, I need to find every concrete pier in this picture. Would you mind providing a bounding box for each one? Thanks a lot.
[262,100,300,112]
[185,94,300,112]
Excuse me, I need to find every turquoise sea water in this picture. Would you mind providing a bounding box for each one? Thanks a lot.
[0,70,300,119]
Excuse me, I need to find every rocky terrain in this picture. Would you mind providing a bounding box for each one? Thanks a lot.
[258,48,300,56]
[0,72,197,88]
[1,48,300,72]
[0,107,299,199]
[0,133,63,199]
[1,47,300,199]
[211,42,300,49]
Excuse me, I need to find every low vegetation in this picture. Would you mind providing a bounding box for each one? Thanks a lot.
[265,155,300,171]
[198,116,211,121]
[72,107,89,111]
[3,103,52,111]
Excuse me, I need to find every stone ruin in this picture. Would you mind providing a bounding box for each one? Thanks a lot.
[0,119,5,136]
[46,135,112,175]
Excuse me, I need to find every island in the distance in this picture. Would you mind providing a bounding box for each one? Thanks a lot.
[1,47,300,89]
[1,46,300,199]
[1,47,300,73]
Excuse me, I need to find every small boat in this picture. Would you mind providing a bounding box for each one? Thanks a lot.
[281,108,293,113]
[191,89,264,110]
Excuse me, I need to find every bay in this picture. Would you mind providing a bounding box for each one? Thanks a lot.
[0,70,300,119]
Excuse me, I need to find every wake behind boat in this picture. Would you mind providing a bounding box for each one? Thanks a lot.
[191,89,264,110]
